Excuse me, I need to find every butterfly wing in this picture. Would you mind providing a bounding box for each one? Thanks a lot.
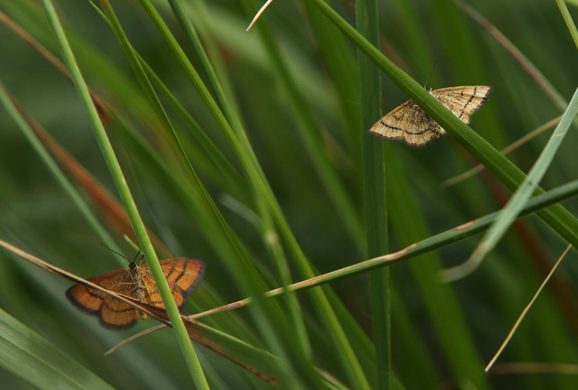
[140,258,206,310]
[65,269,141,330]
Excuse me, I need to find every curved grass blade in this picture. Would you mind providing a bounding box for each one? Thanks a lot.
[39,0,207,386]
[127,1,373,386]
[167,178,578,311]
[241,0,364,248]
[0,308,114,390]
[304,0,578,283]
[486,245,572,372]
[0,83,119,257]
[444,86,578,281]
[441,116,561,187]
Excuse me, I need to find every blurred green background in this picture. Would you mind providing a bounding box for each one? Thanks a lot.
[1,0,578,388]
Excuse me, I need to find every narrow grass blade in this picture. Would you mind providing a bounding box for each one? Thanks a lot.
[96,5,327,384]
[305,0,578,274]
[486,245,572,372]
[445,86,578,281]
[153,179,578,319]
[0,83,119,256]
[164,0,246,136]
[556,0,578,51]
[356,0,390,387]
[441,116,561,187]
[38,0,208,386]
[0,308,114,390]
[301,0,362,156]
[456,0,567,109]
[428,0,504,148]
[242,0,364,248]
[129,1,374,386]
[384,146,490,389]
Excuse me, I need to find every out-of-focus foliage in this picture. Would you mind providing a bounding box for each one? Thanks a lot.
[0,0,578,388]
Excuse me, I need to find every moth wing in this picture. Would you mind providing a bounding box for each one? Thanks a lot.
[368,100,414,141]
[66,269,141,330]
[369,99,443,146]
[141,258,206,310]
[432,86,492,125]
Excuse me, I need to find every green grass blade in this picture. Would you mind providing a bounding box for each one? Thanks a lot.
[242,0,364,248]
[277,178,578,290]
[457,0,568,111]
[5,0,578,388]
[0,308,114,390]
[94,5,322,379]
[389,0,438,83]
[88,0,248,201]
[446,86,578,281]
[39,0,208,386]
[428,0,505,147]
[128,1,373,386]
[137,58,248,197]
[302,0,362,155]
[390,290,440,388]
[356,0,390,387]
[164,0,246,136]
[383,146,490,389]
[305,0,578,263]
[0,83,119,254]
[556,0,578,50]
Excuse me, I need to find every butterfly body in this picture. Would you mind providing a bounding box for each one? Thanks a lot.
[368,86,492,146]
[66,258,205,330]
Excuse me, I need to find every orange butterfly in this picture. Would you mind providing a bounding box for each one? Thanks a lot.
[66,257,205,330]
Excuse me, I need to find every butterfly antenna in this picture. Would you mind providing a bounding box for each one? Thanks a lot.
[100,243,131,262]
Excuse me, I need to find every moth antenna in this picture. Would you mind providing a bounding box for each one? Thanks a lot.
[100,243,131,262]
[131,249,143,265]
[423,60,438,90]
